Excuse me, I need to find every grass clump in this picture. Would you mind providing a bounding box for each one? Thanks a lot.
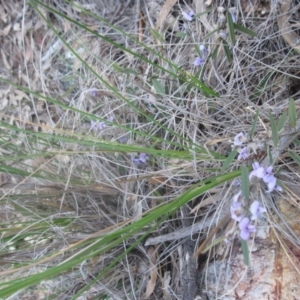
[0,0,300,299]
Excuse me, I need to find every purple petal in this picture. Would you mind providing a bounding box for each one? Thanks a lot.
[234,132,246,146]
[263,174,275,184]
[233,190,242,202]
[240,229,250,240]
[276,185,283,192]
[182,11,193,21]
[238,147,249,160]
[239,217,250,231]
[250,201,259,216]
[139,153,149,163]
[252,162,260,170]
[265,166,273,175]
[250,201,266,220]
[267,179,277,192]
[193,57,205,66]
[248,224,256,233]
[239,217,256,240]
[230,201,243,222]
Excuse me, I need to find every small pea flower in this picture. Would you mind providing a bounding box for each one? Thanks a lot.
[91,116,114,131]
[89,88,97,97]
[239,217,256,240]
[250,201,266,220]
[182,10,195,21]
[237,147,249,160]
[199,44,208,57]
[193,57,205,66]
[233,132,247,146]
[228,7,237,23]
[249,162,265,179]
[133,153,149,165]
[230,191,243,222]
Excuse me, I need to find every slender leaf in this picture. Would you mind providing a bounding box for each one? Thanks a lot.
[288,98,297,128]
[233,23,256,37]
[221,149,237,172]
[241,239,250,266]
[152,78,165,94]
[226,11,236,45]
[277,111,287,132]
[269,112,278,147]
[249,110,259,139]
[241,166,249,200]
[289,151,300,166]
[175,31,187,38]
[150,28,166,43]
[222,39,232,62]
[201,236,226,253]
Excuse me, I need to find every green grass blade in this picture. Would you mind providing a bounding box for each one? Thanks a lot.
[222,39,232,62]
[288,98,297,128]
[249,109,259,139]
[269,112,278,147]
[221,149,237,172]
[233,23,256,37]
[241,239,250,266]
[277,111,287,132]
[241,166,250,200]
[226,11,236,45]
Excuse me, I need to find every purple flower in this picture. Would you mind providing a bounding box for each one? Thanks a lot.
[199,44,208,57]
[231,201,243,222]
[133,153,149,165]
[193,57,205,66]
[230,191,243,222]
[237,147,249,160]
[229,11,237,23]
[182,10,195,21]
[234,132,246,146]
[89,88,97,97]
[249,162,265,179]
[239,217,256,240]
[118,137,127,144]
[249,162,281,192]
[250,201,266,220]
[91,116,114,132]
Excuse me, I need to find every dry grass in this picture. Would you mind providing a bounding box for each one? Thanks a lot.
[1,0,300,299]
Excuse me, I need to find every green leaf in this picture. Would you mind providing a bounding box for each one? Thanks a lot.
[241,166,249,200]
[277,111,287,132]
[241,239,250,266]
[267,145,273,165]
[152,78,165,94]
[112,63,137,75]
[233,23,256,37]
[221,149,237,172]
[211,44,220,60]
[288,98,297,128]
[174,31,187,38]
[289,151,300,166]
[269,112,278,147]
[222,39,232,62]
[226,11,236,45]
[150,28,166,43]
[201,236,226,253]
[204,28,219,40]
[250,72,273,101]
[249,109,259,139]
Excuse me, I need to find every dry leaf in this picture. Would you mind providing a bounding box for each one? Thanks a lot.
[142,247,158,299]
[155,0,178,30]
[190,193,220,214]
[1,50,11,70]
